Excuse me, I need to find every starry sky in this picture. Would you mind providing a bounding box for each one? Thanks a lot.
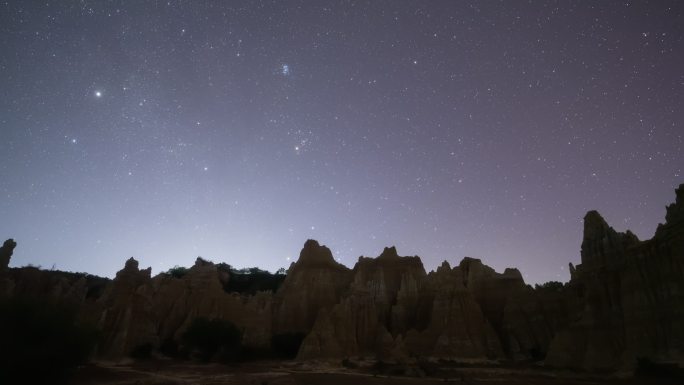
[1,1,682,284]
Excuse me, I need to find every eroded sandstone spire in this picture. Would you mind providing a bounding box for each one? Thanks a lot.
[0,238,17,270]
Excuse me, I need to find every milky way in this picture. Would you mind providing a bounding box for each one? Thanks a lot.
[1,1,682,283]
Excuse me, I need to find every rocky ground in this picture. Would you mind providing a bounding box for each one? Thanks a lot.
[70,360,680,385]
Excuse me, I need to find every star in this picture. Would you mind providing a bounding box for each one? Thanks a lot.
[3,0,682,289]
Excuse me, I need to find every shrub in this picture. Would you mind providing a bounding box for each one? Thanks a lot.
[159,337,179,358]
[271,332,306,359]
[221,268,286,294]
[181,317,242,362]
[166,265,189,279]
[129,343,153,360]
[636,357,684,379]
[534,281,564,291]
[0,298,98,385]
[342,358,358,368]
[528,347,545,361]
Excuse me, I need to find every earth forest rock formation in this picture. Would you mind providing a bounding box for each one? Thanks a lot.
[1,184,683,372]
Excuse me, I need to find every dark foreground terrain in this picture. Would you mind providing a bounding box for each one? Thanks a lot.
[71,360,680,385]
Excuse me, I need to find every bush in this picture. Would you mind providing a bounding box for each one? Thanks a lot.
[165,262,287,294]
[129,343,153,360]
[166,265,189,279]
[182,317,242,362]
[271,332,306,359]
[528,347,545,361]
[219,266,286,295]
[0,298,98,384]
[342,358,359,368]
[636,357,684,379]
[534,281,564,291]
[159,337,179,358]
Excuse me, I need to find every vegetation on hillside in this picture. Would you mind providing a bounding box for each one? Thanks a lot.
[164,260,287,294]
[0,298,98,384]
[218,263,286,294]
[181,317,242,362]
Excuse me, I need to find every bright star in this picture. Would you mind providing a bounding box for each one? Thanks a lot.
[94,90,102,98]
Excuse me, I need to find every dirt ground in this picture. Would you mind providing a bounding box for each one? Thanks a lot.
[70,359,680,385]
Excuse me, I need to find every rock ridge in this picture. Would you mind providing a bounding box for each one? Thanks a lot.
[1,183,682,372]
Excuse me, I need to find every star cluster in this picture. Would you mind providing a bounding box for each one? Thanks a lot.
[1,1,682,283]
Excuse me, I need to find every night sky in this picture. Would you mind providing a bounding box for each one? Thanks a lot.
[1,1,682,284]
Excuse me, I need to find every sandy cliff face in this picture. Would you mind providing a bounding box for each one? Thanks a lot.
[0,238,107,327]
[296,247,560,362]
[273,239,353,335]
[297,246,427,360]
[96,258,157,357]
[150,257,274,351]
[401,260,503,360]
[103,256,274,356]
[2,184,683,372]
[350,247,426,335]
[546,184,684,371]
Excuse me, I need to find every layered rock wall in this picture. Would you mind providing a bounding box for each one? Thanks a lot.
[2,184,683,372]
[546,184,684,371]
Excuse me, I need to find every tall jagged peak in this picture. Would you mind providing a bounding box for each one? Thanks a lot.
[456,257,523,286]
[583,211,639,244]
[457,257,496,288]
[116,257,151,280]
[664,183,684,224]
[2,238,16,252]
[353,246,425,273]
[123,257,140,271]
[1,238,17,270]
[458,256,484,269]
[299,239,332,262]
[293,239,346,271]
[303,239,321,249]
[378,246,399,259]
[187,257,219,280]
[437,260,451,272]
[193,256,214,268]
[503,267,523,282]
[582,210,612,239]
[581,210,639,264]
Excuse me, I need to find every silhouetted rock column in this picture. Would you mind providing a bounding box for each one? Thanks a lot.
[547,184,684,372]
[273,239,352,335]
[665,183,684,224]
[0,239,17,270]
[580,211,639,266]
